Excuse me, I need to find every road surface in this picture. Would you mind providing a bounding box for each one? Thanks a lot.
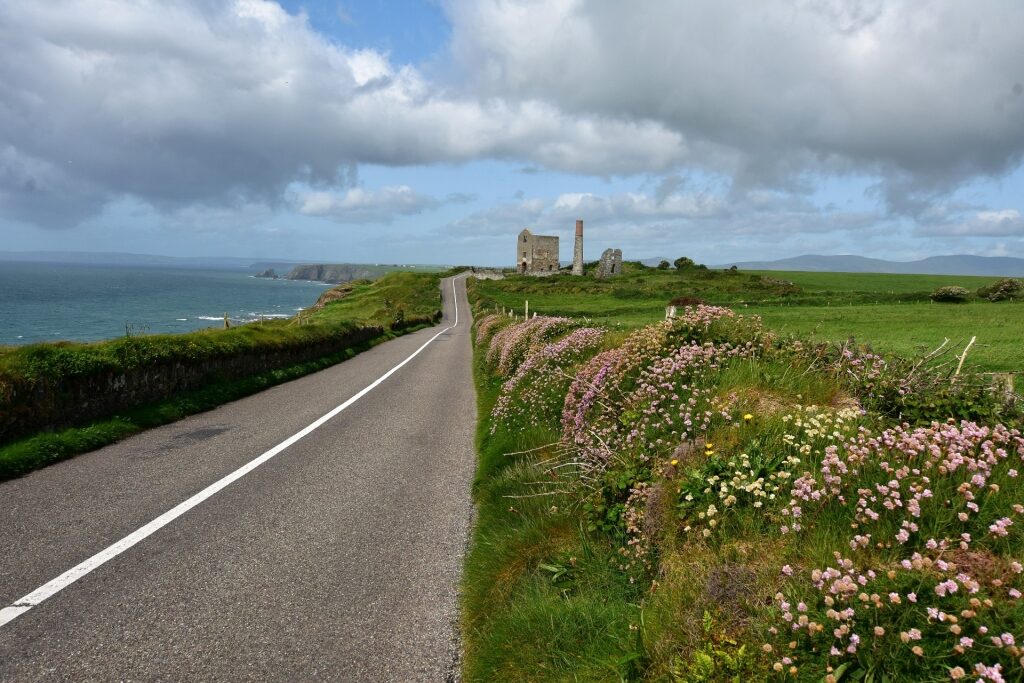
[0,276,475,681]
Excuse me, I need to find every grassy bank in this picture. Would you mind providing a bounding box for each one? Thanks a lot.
[0,271,445,480]
[463,326,647,681]
[462,300,1023,681]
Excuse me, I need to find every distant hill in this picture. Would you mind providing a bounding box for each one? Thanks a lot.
[715,254,1024,277]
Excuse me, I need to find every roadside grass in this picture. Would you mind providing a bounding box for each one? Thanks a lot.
[0,324,437,482]
[0,271,445,480]
[463,300,1024,681]
[462,333,646,682]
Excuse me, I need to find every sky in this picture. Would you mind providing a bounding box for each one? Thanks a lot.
[1,0,1023,267]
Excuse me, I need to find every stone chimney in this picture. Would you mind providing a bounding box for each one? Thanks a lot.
[572,219,584,276]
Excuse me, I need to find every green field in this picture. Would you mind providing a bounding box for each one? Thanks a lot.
[748,301,1023,373]
[469,265,1023,373]
[747,269,999,294]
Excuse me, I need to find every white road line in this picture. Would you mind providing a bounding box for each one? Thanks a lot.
[0,276,464,629]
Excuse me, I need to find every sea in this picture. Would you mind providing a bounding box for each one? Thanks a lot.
[0,262,332,346]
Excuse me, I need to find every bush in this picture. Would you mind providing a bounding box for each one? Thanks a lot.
[674,256,696,270]
[658,260,671,270]
[977,277,1023,302]
[930,285,971,303]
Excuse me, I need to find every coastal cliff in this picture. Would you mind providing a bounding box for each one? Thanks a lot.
[284,264,385,284]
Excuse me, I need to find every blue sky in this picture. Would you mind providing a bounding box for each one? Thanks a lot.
[1,1,1023,266]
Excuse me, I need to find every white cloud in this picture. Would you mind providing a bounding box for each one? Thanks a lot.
[293,185,443,223]
[920,209,1024,237]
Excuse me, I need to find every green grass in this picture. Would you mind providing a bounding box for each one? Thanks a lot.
[469,267,1023,373]
[747,269,1000,294]
[462,330,646,683]
[301,270,446,327]
[748,301,1024,373]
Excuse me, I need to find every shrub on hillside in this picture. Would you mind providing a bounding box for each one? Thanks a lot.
[977,278,1023,302]
[658,260,671,270]
[931,286,971,303]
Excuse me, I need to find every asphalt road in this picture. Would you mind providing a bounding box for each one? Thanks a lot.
[0,276,476,681]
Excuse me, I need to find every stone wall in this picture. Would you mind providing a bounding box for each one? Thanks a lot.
[468,267,506,280]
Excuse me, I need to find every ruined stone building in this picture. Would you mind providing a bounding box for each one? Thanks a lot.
[514,220,620,278]
[517,229,559,274]
[595,248,622,278]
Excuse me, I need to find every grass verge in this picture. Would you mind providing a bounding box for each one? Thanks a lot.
[462,328,648,682]
[0,324,434,481]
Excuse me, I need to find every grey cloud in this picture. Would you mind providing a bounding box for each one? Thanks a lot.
[447,0,1024,209]
[5,0,1023,234]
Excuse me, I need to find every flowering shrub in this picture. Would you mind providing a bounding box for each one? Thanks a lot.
[475,313,513,348]
[491,326,606,432]
[559,309,762,549]
[931,286,972,303]
[977,278,1023,302]
[767,420,1024,679]
[485,315,576,378]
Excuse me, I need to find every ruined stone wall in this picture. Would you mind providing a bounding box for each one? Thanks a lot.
[595,248,623,278]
